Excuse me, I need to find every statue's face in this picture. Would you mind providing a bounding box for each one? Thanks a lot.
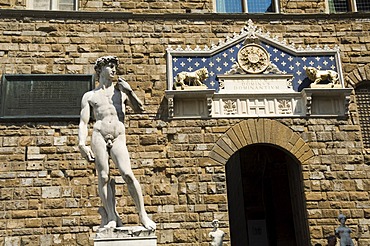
[100,62,116,80]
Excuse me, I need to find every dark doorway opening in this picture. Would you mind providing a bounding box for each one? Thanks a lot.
[226,144,309,246]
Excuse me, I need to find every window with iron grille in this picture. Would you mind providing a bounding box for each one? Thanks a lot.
[328,0,370,12]
[215,0,279,13]
[28,0,76,10]
[356,83,370,148]
[357,0,370,11]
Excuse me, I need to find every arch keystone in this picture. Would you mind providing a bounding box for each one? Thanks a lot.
[255,118,265,143]
[263,118,273,144]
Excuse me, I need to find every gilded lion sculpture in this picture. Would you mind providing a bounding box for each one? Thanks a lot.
[175,67,209,90]
[305,66,339,87]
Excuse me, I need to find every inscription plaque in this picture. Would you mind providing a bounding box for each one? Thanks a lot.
[0,74,94,119]
[218,74,294,93]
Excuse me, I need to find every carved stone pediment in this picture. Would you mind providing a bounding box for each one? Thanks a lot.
[165,19,348,119]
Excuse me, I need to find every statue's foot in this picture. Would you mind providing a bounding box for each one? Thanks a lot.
[104,220,117,228]
[141,215,156,231]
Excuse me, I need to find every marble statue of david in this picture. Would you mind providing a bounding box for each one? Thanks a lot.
[78,56,156,230]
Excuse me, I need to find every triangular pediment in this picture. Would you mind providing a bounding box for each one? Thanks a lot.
[166,19,343,92]
[165,20,349,120]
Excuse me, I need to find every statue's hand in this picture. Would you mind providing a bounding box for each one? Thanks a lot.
[79,145,95,162]
[116,77,133,93]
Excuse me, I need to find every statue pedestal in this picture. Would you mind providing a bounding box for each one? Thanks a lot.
[94,226,157,246]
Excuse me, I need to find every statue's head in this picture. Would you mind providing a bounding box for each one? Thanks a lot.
[211,219,219,228]
[94,56,119,78]
[338,214,346,223]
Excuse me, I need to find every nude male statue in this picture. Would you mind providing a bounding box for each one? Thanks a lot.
[78,56,155,230]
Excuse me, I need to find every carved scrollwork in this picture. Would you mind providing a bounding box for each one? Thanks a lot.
[218,79,225,89]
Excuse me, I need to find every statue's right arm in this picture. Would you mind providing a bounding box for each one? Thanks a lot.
[78,92,95,162]
[116,77,144,113]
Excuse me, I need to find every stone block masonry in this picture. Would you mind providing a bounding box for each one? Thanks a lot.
[1,117,370,245]
[0,12,369,246]
[2,0,328,13]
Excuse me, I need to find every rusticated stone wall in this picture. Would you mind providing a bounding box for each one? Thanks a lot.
[1,0,326,13]
[0,12,370,245]
[1,17,370,79]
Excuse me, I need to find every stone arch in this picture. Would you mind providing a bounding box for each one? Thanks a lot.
[208,118,314,165]
[345,64,370,88]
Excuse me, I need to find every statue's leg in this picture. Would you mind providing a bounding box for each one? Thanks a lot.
[109,178,123,227]
[110,135,156,230]
[92,132,117,228]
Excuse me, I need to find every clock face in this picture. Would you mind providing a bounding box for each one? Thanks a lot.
[237,44,270,74]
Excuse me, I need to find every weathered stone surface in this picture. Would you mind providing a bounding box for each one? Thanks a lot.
[0,7,368,246]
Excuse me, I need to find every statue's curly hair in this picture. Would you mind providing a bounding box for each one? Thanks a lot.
[94,56,119,77]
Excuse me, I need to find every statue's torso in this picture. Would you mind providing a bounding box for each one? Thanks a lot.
[88,86,127,139]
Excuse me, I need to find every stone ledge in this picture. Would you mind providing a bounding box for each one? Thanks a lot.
[1,9,370,22]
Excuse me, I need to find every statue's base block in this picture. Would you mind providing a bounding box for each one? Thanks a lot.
[94,226,157,246]
[94,237,157,246]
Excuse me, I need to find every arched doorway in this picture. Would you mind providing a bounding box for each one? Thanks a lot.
[226,144,308,246]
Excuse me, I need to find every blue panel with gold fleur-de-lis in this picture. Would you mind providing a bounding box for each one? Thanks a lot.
[168,21,342,93]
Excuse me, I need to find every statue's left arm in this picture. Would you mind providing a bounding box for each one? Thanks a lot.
[116,77,144,113]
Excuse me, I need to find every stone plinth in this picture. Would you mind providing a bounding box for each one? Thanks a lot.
[94,226,156,246]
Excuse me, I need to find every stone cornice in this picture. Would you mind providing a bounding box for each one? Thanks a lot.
[1,9,370,22]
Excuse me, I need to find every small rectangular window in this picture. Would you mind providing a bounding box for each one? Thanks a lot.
[33,0,50,10]
[28,0,76,10]
[215,0,277,13]
[216,0,243,13]
[58,0,75,10]
[328,0,370,13]
[356,85,370,148]
[247,0,275,13]
[328,0,350,12]
[356,0,370,12]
